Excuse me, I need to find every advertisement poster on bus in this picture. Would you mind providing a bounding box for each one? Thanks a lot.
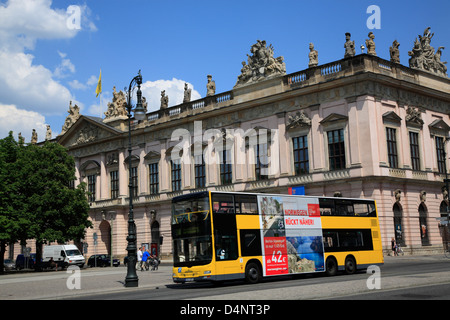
[258,195,325,276]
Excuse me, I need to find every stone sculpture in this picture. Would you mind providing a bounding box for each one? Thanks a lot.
[104,86,128,120]
[390,40,400,63]
[206,75,216,96]
[45,125,52,141]
[308,43,318,68]
[286,111,311,130]
[160,90,169,109]
[408,27,447,77]
[183,83,191,103]
[60,101,80,135]
[344,32,355,58]
[235,40,286,87]
[365,32,376,56]
[31,129,37,144]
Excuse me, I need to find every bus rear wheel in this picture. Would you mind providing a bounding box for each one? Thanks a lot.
[345,256,357,274]
[325,257,338,276]
[245,262,261,284]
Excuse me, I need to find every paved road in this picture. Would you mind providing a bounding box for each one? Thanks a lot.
[1,255,450,301]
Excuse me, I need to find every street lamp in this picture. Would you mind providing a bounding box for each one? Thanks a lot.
[124,70,146,287]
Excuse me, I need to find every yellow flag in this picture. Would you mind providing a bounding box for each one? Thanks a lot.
[95,69,102,97]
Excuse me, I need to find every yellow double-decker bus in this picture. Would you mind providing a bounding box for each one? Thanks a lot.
[171,191,383,284]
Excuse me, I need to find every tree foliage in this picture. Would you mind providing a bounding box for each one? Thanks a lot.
[0,134,92,272]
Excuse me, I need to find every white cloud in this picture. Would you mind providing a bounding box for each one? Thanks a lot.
[0,0,79,51]
[54,51,76,78]
[0,104,48,142]
[68,79,87,90]
[86,75,99,86]
[0,0,96,137]
[0,49,73,115]
[141,78,202,112]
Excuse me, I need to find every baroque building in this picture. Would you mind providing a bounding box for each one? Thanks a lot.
[9,34,450,260]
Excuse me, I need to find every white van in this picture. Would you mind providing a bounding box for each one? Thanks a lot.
[43,245,85,268]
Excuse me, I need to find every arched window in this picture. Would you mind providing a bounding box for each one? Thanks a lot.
[419,203,429,246]
[99,220,111,255]
[393,203,405,247]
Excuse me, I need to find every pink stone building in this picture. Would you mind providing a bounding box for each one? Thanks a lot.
[6,51,450,262]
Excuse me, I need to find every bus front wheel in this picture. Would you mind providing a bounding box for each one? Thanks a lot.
[245,262,261,284]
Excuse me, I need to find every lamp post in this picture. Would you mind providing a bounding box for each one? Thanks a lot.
[124,70,146,287]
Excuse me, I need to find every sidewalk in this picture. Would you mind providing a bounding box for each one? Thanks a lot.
[1,255,448,300]
[0,262,174,300]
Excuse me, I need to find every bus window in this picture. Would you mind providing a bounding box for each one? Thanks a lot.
[212,194,234,214]
[215,234,238,260]
[335,199,354,216]
[235,195,258,214]
[319,198,335,216]
[323,229,373,252]
[354,203,369,216]
[240,229,262,256]
[368,203,377,217]
[323,231,339,249]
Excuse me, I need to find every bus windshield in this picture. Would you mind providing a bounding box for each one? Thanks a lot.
[171,193,212,267]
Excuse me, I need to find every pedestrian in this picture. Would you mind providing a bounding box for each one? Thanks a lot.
[141,249,150,271]
[137,246,143,270]
[391,237,397,256]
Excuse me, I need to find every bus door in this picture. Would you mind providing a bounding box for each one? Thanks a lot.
[212,194,240,277]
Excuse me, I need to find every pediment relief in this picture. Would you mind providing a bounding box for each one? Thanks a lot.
[79,159,100,174]
[286,111,311,130]
[124,154,140,164]
[144,150,161,160]
[320,113,348,125]
[405,107,424,128]
[58,116,122,148]
[382,111,402,124]
[429,118,450,135]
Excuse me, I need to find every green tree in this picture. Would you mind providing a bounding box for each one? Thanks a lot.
[0,132,22,274]
[5,140,92,268]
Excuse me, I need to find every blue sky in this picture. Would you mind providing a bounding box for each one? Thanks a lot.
[0,0,449,142]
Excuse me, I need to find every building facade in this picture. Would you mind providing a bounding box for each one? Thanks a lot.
[7,37,450,261]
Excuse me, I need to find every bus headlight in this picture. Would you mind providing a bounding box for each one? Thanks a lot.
[204,270,211,274]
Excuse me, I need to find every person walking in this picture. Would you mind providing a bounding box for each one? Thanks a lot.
[137,247,143,270]
[141,249,150,271]
[391,237,397,256]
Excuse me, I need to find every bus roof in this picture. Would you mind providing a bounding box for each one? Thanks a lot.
[172,190,375,203]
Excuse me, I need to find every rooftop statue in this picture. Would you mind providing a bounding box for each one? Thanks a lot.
[408,27,447,77]
[365,32,376,56]
[308,43,318,68]
[183,83,192,103]
[160,90,169,109]
[390,40,400,64]
[235,40,286,87]
[60,100,80,135]
[31,129,37,144]
[344,32,355,58]
[206,75,216,96]
[104,86,128,120]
